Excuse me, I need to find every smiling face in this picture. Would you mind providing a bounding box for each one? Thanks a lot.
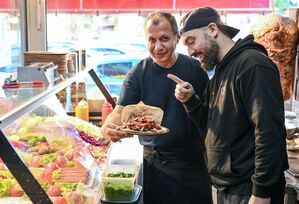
[181,27,219,71]
[144,15,179,68]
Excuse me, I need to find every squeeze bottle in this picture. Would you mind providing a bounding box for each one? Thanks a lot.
[101,100,113,124]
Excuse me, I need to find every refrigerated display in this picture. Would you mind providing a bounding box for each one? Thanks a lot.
[0,69,110,204]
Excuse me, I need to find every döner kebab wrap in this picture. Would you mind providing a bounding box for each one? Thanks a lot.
[120,102,169,135]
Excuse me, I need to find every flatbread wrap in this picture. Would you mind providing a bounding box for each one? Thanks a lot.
[120,102,168,135]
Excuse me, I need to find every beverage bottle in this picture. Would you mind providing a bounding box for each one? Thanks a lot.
[75,99,89,122]
[101,100,113,124]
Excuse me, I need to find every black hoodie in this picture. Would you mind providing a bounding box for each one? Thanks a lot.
[184,35,288,197]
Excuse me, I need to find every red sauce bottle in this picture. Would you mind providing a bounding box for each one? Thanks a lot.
[101,100,113,124]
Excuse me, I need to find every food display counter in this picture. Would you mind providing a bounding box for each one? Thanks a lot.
[0,69,110,204]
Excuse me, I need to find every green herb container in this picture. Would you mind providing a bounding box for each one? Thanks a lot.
[101,164,139,201]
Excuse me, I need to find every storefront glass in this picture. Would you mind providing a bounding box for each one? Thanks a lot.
[0,0,21,74]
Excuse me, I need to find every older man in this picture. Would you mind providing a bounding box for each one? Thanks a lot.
[101,11,212,204]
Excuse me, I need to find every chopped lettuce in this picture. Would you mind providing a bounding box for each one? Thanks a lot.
[52,169,61,180]
[56,182,78,196]
[65,161,75,167]
[19,133,45,142]
[67,200,75,204]
[0,171,13,179]
[39,153,57,167]
[0,179,12,197]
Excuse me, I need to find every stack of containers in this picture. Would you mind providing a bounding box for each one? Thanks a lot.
[24,51,69,75]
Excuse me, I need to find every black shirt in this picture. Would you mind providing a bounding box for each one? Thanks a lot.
[118,54,208,147]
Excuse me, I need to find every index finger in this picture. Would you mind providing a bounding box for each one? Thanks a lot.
[167,74,185,84]
[106,123,120,129]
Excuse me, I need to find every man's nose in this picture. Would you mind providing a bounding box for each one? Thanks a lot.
[188,47,195,56]
[154,41,163,50]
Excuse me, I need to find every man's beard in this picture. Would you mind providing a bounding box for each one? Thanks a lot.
[201,35,219,72]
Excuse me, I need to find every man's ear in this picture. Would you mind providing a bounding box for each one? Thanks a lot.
[207,23,218,38]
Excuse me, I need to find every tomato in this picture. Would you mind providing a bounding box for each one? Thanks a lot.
[47,162,59,171]
[53,197,67,204]
[55,156,68,167]
[65,192,83,204]
[29,156,41,167]
[41,169,53,183]
[9,185,24,197]
[47,185,61,197]
[39,142,49,146]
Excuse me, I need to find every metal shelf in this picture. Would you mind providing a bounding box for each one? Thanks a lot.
[0,68,91,129]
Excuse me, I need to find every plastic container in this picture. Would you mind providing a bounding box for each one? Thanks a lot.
[101,164,139,201]
[110,159,138,166]
[100,185,142,204]
[102,100,113,124]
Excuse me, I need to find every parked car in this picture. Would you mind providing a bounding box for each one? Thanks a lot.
[113,43,147,53]
[47,41,77,52]
[86,54,145,96]
[86,43,147,58]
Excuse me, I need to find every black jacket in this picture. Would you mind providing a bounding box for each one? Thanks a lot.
[184,35,288,197]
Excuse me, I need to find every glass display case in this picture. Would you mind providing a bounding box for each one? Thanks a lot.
[0,69,112,204]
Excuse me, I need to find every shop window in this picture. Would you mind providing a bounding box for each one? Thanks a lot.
[0,0,21,74]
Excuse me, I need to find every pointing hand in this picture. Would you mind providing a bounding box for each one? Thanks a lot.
[167,74,195,103]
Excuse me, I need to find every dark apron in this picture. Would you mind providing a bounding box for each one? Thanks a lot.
[143,145,213,204]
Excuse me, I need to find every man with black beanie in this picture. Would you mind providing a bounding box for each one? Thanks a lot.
[168,7,288,204]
